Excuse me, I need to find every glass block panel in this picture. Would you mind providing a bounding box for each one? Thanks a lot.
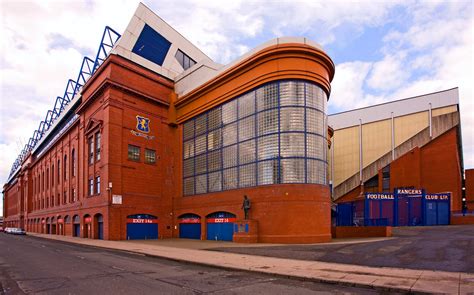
[222,100,237,124]
[281,158,305,183]
[280,133,305,157]
[256,83,278,111]
[223,168,238,190]
[258,159,279,185]
[306,108,324,135]
[183,158,194,177]
[183,120,194,140]
[306,83,325,111]
[280,81,304,106]
[307,159,327,184]
[307,134,325,160]
[257,109,278,136]
[238,92,255,119]
[183,139,194,159]
[239,163,256,188]
[223,145,237,168]
[207,129,222,151]
[195,114,207,136]
[183,177,195,196]
[208,150,222,172]
[280,107,304,132]
[195,154,207,174]
[195,174,207,194]
[239,139,256,164]
[223,122,237,146]
[238,116,255,141]
[257,134,279,160]
[208,107,222,131]
[195,135,207,155]
[208,171,222,192]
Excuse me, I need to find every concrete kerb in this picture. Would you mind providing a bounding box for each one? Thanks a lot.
[25,233,461,294]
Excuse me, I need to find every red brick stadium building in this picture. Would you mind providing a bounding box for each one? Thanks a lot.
[3,3,470,242]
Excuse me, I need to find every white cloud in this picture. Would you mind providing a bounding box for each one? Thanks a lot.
[366,53,406,91]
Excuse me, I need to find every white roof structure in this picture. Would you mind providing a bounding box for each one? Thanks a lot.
[111,3,213,80]
[328,88,459,130]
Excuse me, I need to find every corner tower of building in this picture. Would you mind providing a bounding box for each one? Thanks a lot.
[172,38,335,243]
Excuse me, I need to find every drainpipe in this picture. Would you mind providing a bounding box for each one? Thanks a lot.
[359,119,363,185]
[429,103,433,138]
[391,112,395,161]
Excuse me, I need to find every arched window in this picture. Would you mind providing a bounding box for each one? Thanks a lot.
[51,164,54,186]
[57,159,61,183]
[71,149,76,177]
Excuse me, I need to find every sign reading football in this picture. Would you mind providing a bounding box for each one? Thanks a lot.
[131,115,155,140]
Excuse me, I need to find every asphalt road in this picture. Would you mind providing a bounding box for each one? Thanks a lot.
[211,225,474,273]
[0,234,384,295]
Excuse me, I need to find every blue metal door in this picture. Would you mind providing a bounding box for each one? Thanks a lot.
[98,222,103,240]
[179,223,201,239]
[425,201,437,225]
[126,223,158,240]
[73,224,80,237]
[437,202,449,225]
[207,223,234,241]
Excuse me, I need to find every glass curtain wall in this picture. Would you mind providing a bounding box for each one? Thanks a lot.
[183,80,328,196]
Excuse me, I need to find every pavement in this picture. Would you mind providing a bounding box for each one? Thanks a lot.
[25,232,474,294]
[211,226,474,273]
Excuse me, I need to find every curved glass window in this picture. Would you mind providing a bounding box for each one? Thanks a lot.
[182,80,328,196]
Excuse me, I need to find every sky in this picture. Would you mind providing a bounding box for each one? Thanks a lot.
[0,0,473,216]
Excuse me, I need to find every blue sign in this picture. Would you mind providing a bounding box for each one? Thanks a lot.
[136,115,150,133]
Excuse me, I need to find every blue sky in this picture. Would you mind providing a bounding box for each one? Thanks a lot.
[0,0,473,215]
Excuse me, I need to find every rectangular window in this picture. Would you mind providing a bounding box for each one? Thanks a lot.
[128,145,140,161]
[72,189,77,202]
[88,137,94,164]
[89,178,94,196]
[95,176,101,194]
[145,149,156,164]
[95,132,101,161]
[63,191,67,204]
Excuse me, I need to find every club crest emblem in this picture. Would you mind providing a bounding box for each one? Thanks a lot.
[136,115,150,133]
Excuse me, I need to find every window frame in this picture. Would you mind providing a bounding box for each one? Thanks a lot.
[128,144,141,162]
[144,148,156,164]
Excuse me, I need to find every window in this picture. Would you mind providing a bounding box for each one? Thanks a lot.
[51,165,54,185]
[175,49,196,70]
[95,176,101,194]
[128,145,140,161]
[64,155,67,180]
[46,168,49,189]
[89,178,94,196]
[72,189,77,202]
[63,191,67,204]
[145,149,156,164]
[88,137,94,164]
[71,149,76,177]
[95,132,101,161]
[182,80,329,196]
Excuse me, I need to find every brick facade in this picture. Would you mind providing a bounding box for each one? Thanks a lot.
[3,42,335,243]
